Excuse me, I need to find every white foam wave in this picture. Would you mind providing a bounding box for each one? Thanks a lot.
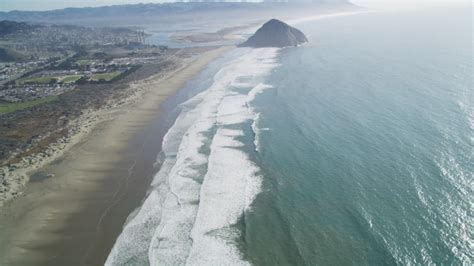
[247,83,274,152]
[106,48,279,265]
[248,83,273,103]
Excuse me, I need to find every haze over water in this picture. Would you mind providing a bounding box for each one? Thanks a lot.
[108,7,473,265]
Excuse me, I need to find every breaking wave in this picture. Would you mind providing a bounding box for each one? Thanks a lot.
[106,48,279,265]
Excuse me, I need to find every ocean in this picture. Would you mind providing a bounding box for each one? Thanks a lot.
[106,7,472,265]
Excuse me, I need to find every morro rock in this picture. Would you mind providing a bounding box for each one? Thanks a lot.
[239,19,308,48]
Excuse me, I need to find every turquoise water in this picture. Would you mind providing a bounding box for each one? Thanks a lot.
[107,8,472,265]
[246,8,472,265]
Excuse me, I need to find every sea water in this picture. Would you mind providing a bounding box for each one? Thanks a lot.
[107,7,472,265]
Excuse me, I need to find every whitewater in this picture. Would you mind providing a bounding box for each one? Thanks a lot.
[106,48,279,265]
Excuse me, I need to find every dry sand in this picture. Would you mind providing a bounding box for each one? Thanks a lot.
[0,46,233,266]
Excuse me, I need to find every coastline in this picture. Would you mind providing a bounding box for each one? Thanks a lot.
[0,45,233,265]
[0,47,231,207]
[0,8,347,209]
[0,6,467,265]
[0,9,368,265]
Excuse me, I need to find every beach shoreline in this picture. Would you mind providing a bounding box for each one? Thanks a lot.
[0,46,233,208]
[0,9,368,265]
[0,45,233,265]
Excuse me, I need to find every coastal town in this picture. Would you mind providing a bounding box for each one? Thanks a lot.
[0,20,165,110]
[0,19,181,196]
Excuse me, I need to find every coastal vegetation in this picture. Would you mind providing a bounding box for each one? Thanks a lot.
[90,72,121,82]
[0,47,27,62]
[60,75,81,83]
[0,95,57,114]
[21,76,57,84]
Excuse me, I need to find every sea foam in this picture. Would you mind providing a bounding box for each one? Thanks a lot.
[106,48,279,265]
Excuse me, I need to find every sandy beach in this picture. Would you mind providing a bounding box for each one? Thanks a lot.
[0,45,233,266]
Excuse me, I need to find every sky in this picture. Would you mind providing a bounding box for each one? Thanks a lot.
[352,0,469,9]
[0,0,469,12]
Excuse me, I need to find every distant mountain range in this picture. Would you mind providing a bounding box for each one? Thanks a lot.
[0,1,355,27]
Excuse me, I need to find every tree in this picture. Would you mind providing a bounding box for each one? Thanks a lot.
[75,76,88,85]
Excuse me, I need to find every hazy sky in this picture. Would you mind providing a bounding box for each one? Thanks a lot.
[0,0,469,12]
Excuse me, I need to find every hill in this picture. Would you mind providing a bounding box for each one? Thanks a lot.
[0,47,27,62]
[240,19,308,47]
[0,20,40,36]
[0,2,355,27]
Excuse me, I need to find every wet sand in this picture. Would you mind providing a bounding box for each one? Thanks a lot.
[0,46,233,266]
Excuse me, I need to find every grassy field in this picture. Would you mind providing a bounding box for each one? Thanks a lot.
[22,76,56,84]
[90,72,120,82]
[21,75,82,84]
[61,75,81,83]
[76,59,91,66]
[0,96,58,114]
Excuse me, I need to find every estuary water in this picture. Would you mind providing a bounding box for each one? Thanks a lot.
[107,7,472,265]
